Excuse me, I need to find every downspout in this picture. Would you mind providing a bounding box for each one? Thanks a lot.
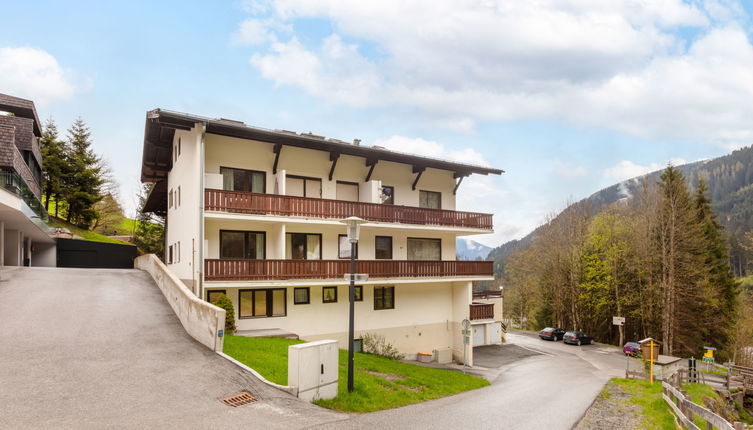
[199,122,206,300]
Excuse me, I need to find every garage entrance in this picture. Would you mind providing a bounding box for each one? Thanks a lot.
[56,238,137,268]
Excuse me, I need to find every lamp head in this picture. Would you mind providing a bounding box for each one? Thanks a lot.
[341,216,366,243]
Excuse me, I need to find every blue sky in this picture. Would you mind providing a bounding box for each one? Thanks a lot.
[2,0,753,246]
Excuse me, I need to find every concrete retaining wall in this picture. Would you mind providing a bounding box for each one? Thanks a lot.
[135,254,225,351]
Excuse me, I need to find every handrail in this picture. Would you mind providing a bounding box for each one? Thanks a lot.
[470,303,495,320]
[205,259,494,281]
[204,189,494,230]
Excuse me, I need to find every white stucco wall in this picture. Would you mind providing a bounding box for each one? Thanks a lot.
[208,280,472,358]
[204,218,457,261]
[165,125,203,289]
[203,134,457,209]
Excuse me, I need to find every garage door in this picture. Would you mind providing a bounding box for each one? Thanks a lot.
[472,324,486,346]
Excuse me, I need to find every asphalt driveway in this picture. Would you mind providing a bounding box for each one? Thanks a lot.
[0,267,344,429]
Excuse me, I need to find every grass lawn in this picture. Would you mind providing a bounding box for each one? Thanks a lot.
[610,378,677,430]
[49,217,132,245]
[223,335,490,413]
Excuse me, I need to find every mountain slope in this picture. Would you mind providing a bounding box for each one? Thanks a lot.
[489,145,753,277]
[456,238,493,261]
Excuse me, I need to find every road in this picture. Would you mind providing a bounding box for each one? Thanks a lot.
[0,267,625,429]
[316,330,626,430]
[0,267,343,429]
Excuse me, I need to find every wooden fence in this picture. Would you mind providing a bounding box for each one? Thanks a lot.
[662,369,747,430]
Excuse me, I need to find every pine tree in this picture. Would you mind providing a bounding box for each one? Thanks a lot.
[39,119,70,212]
[656,165,701,355]
[693,178,739,357]
[64,118,103,226]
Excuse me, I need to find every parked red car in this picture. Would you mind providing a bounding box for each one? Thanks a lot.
[623,342,641,356]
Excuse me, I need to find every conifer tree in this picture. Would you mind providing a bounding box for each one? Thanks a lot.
[64,118,103,226]
[693,178,739,355]
[39,119,70,212]
[656,165,701,355]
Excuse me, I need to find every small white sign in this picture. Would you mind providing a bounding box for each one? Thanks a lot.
[344,273,369,282]
[612,316,626,326]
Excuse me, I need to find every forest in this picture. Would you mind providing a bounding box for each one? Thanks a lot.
[503,165,751,362]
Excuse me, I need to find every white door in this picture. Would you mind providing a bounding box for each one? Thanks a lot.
[472,324,486,346]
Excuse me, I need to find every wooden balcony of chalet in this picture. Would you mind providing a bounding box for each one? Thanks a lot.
[469,302,495,320]
[204,189,494,230]
[204,259,494,281]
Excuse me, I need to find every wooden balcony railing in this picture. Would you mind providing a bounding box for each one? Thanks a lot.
[204,189,493,230]
[470,303,495,320]
[204,259,493,281]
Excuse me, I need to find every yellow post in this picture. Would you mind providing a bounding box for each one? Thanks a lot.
[649,340,655,384]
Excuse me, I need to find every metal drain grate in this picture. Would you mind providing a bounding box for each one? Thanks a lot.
[220,391,258,407]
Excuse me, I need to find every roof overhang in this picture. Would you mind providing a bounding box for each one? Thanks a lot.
[140,108,504,213]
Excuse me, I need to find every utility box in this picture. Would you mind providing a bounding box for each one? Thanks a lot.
[433,347,453,364]
[288,340,339,402]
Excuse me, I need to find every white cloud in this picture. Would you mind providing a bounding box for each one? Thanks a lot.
[0,46,76,104]
[603,157,687,181]
[241,0,753,146]
[373,135,490,167]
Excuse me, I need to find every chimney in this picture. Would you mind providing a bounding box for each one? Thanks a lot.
[353,139,361,146]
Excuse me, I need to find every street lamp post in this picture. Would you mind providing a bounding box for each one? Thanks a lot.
[340,216,366,393]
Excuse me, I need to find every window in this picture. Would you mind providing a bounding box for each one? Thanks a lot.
[178,186,181,207]
[168,189,173,208]
[220,230,265,259]
[419,190,441,209]
[221,167,265,193]
[336,181,359,202]
[239,289,286,318]
[168,245,173,264]
[285,233,321,260]
[407,238,441,260]
[178,137,181,156]
[338,234,358,259]
[207,290,226,304]
[381,186,394,205]
[375,236,393,260]
[374,286,395,310]
[354,285,363,302]
[294,287,310,305]
[286,175,321,198]
[323,286,338,303]
[176,241,180,263]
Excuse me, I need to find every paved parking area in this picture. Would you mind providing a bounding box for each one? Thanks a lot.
[0,267,344,429]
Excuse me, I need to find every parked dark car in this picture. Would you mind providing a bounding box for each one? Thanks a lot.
[539,327,566,341]
[563,331,594,346]
[623,341,641,356]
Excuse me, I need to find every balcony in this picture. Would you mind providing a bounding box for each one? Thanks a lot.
[469,303,495,320]
[204,189,493,230]
[204,259,493,281]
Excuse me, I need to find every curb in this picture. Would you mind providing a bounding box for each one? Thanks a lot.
[216,351,299,396]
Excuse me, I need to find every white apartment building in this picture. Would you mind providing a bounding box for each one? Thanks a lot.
[141,109,502,362]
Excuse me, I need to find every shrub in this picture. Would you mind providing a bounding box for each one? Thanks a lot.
[212,293,236,335]
[361,332,404,360]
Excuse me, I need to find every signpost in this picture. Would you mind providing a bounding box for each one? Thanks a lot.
[649,340,656,384]
[612,316,625,349]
